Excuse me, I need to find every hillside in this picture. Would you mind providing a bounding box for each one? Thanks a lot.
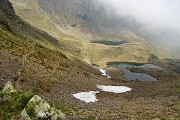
[0,0,180,119]
[9,0,175,67]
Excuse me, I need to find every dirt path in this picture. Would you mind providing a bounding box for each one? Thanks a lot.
[22,43,35,68]
[15,43,35,89]
[15,42,60,89]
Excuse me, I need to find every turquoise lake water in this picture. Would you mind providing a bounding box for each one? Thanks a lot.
[107,62,162,81]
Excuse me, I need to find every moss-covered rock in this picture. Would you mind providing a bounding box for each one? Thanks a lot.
[20,109,31,120]
[50,107,66,120]
[26,95,65,120]
[2,81,17,95]
[26,95,50,119]
[1,81,17,101]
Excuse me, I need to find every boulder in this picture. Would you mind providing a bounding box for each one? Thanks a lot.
[26,95,50,119]
[20,109,31,120]
[2,81,17,95]
[50,107,66,120]
[26,95,65,120]
[2,81,17,101]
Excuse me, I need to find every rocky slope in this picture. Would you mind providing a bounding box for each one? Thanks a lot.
[0,0,180,119]
[0,81,66,120]
[36,0,138,39]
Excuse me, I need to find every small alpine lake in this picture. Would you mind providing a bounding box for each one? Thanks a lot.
[91,40,130,46]
[107,62,163,81]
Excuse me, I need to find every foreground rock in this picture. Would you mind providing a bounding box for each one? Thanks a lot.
[20,109,31,120]
[24,95,65,120]
[1,81,17,101]
[2,81,17,95]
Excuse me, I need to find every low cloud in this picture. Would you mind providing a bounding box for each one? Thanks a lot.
[98,0,180,57]
[99,0,180,31]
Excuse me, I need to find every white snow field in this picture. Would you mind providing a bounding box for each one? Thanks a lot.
[100,69,111,78]
[97,85,132,93]
[72,91,99,103]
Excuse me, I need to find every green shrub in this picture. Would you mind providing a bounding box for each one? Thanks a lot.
[60,105,73,114]
[0,90,3,97]
[0,19,12,32]
[14,92,34,107]
[26,102,35,117]
[0,92,34,119]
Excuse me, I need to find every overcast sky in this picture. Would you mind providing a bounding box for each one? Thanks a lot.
[99,0,180,31]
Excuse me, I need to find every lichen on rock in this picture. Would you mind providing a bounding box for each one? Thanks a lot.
[26,95,66,120]
[2,81,17,95]
[50,107,66,120]
[26,95,50,119]
[1,81,17,101]
[20,109,31,120]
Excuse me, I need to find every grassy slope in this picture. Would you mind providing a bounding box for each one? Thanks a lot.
[1,1,180,119]
[0,2,100,119]
[9,0,173,67]
[9,0,90,61]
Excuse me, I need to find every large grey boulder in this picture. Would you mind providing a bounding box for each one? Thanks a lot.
[26,95,50,119]
[26,95,65,120]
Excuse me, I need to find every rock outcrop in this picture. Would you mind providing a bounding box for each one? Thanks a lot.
[0,81,65,120]
[1,81,17,101]
[20,109,31,120]
[2,81,17,95]
[24,95,66,120]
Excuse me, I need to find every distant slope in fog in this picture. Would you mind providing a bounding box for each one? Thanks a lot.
[35,0,141,39]
[9,0,178,64]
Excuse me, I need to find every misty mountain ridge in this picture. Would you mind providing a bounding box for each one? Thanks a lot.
[10,0,180,61]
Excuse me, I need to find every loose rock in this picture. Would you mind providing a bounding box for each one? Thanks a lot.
[2,81,17,95]
[20,109,31,120]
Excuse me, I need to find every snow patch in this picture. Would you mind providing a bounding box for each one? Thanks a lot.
[100,69,111,78]
[72,91,99,103]
[97,85,132,93]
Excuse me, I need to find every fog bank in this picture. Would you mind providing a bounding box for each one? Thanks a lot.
[99,0,180,31]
